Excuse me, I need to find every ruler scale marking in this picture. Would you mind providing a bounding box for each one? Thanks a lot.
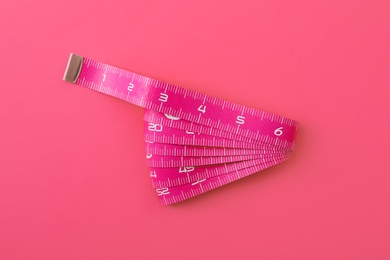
[63,53,299,205]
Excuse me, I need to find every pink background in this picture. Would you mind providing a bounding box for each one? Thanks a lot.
[1,0,389,259]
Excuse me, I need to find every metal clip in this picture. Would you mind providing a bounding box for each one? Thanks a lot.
[63,53,83,83]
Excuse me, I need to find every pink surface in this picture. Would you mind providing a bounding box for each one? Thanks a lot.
[0,0,389,259]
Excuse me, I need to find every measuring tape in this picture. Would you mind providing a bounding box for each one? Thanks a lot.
[63,53,299,205]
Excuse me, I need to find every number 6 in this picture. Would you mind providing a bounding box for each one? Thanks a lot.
[274,127,283,136]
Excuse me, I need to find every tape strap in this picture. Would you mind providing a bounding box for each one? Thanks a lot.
[63,53,299,205]
[64,54,298,149]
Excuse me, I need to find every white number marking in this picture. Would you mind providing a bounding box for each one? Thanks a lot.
[236,115,245,125]
[191,179,206,185]
[159,93,168,102]
[274,127,283,136]
[102,74,106,82]
[185,130,195,135]
[148,123,163,132]
[146,154,153,159]
[198,104,206,113]
[179,166,195,173]
[127,83,134,91]
[150,170,157,178]
[164,114,180,120]
[156,188,170,196]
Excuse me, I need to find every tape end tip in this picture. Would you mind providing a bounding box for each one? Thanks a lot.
[63,53,83,83]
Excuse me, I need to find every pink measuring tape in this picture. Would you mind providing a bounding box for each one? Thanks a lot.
[63,54,299,205]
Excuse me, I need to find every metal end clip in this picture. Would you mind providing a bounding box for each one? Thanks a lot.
[63,53,83,83]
